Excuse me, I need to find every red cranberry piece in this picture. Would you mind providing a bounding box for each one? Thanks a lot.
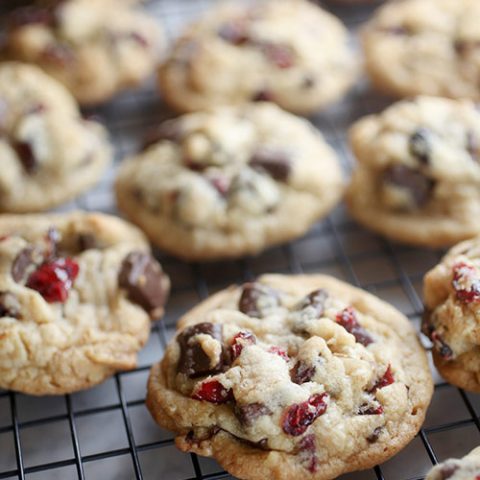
[367,426,383,444]
[231,331,256,361]
[452,262,480,304]
[209,175,231,197]
[431,331,454,360]
[26,258,79,303]
[336,307,373,347]
[370,365,394,393]
[358,403,384,415]
[298,434,318,473]
[268,346,289,361]
[260,42,295,69]
[192,380,233,404]
[282,393,328,436]
[291,361,315,384]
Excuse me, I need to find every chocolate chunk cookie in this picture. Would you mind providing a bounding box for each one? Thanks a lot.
[426,447,480,480]
[147,274,433,480]
[363,0,480,100]
[0,211,170,395]
[0,62,111,213]
[346,96,480,247]
[158,0,358,115]
[4,0,162,105]
[115,103,344,261]
[423,237,480,392]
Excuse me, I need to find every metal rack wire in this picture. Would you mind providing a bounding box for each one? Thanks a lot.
[1,0,480,479]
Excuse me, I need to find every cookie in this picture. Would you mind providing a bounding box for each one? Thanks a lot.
[158,0,358,115]
[346,96,480,247]
[426,447,480,480]
[0,211,170,395]
[0,62,111,213]
[363,0,480,100]
[115,102,344,261]
[147,274,433,480]
[422,237,480,392]
[4,0,162,105]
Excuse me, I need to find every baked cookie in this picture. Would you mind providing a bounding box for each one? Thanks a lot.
[346,96,480,247]
[426,447,480,480]
[147,274,433,480]
[115,102,344,261]
[423,237,480,392]
[363,0,480,100]
[0,211,170,395]
[0,62,111,213]
[4,0,162,105]
[158,0,358,115]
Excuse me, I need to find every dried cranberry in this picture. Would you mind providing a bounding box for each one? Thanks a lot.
[268,346,289,361]
[291,361,315,384]
[336,307,373,347]
[26,258,79,303]
[452,262,480,304]
[192,380,233,404]
[260,42,295,69]
[231,331,256,360]
[431,331,454,360]
[209,175,231,197]
[282,393,328,436]
[367,427,383,444]
[439,463,459,479]
[358,403,384,415]
[370,365,394,393]
[298,434,318,473]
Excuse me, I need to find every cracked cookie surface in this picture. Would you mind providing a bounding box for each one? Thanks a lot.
[424,238,480,392]
[115,102,344,261]
[158,0,358,115]
[0,62,111,213]
[0,211,170,395]
[147,274,432,480]
[426,447,480,480]
[363,0,480,100]
[4,0,162,105]
[346,96,480,247]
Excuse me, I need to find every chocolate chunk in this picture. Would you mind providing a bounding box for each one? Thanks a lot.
[383,165,434,208]
[291,361,316,384]
[13,141,36,173]
[238,282,281,318]
[118,251,169,317]
[467,131,479,161]
[252,89,274,102]
[235,402,271,426]
[177,322,225,378]
[301,75,316,89]
[141,121,182,151]
[77,233,97,251]
[409,128,431,164]
[218,21,249,45]
[0,292,20,318]
[298,289,328,317]
[454,40,480,56]
[366,426,383,444]
[250,148,291,181]
[439,463,459,480]
[11,247,35,283]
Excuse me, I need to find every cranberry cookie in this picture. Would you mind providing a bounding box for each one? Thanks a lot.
[4,0,162,105]
[158,0,358,115]
[363,0,480,100]
[0,211,170,395]
[115,103,344,261]
[0,62,111,213]
[426,447,480,480]
[147,274,433,480]
[423,238,480,392]
[346,96,480,247]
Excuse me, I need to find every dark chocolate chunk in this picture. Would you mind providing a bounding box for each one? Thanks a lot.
[218,21,249,45]
[11,247,35,283]
[141,121,182,151]
[454,39,480,56]
[301,75,316,89]
[13,141,37,173]
[250,148,291,181]
[177,322,225,378]
[366,426,383,444]
[409,128,431,164]
[118,251,169,317]
[297,289,328,317]
[383,164,434,208]
[238,282,280,318]
[291,361,316,384]
[77,233,97,251]
[235,402,271,426]
[439,463,459,480]
[252,89,274,102]
[0,292,20,318]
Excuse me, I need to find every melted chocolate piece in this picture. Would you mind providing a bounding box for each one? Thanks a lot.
[77,233,97,251]
[383,165,434,208]
[291,361,316,384]
[298,289,328,317]
[366,426,383,444]
[238,282,280,318]
[0,292,20,318]
[11,247,35,283]
[409,128,431,164]
[250,148,291,181]
[13,141,37,173]
[118,252,169,317]
[177,322,225,378]
[235,402,271,426]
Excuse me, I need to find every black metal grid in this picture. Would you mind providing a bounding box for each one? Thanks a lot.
[1,0,480,479]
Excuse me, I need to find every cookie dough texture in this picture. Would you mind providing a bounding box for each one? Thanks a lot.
[0,211,170,395]
[147,274,433,480]
[158,0,358,115]
[426,447,480,480]
[423,238,480,392]
[0,62,111,213]
[115,103,344,261]
[5,0,162,105]
[346,96,480,247]
[363,0,480,100]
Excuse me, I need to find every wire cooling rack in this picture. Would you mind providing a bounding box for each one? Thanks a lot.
[1,0,480,479]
